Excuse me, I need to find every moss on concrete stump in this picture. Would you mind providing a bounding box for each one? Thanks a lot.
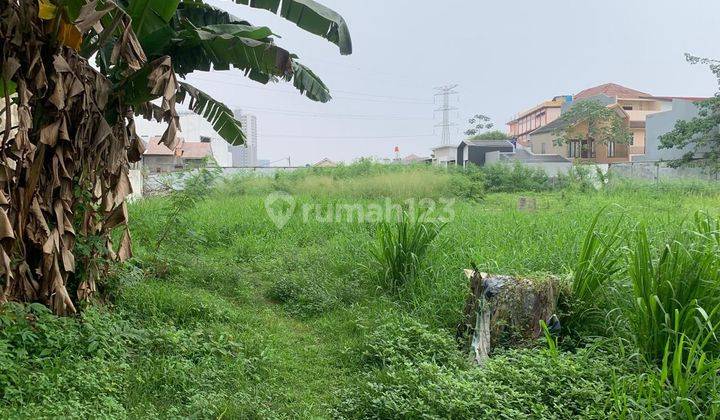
[458,271,560,364]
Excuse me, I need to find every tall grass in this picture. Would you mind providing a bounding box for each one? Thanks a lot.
[370,212,443,293]
[571,208,625,303]
[628,218,720,364]
[281,171,457,201]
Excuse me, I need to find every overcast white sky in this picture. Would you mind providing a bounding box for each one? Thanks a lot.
[176,0,720,165]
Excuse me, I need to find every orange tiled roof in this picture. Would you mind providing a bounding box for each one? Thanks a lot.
[181,142,212,159]
[144,136,175,156]
[143,137,212,159]
[575,83,649,100]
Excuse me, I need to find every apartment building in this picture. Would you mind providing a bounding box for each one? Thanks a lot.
[507,96,572,147]
[231,110,258,167]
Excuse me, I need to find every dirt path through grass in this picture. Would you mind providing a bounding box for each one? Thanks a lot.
[224,273,350,418]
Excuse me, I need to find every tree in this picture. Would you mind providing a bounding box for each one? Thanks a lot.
[553,99,632,149]
[659,55,720,173]
[0,0,351,313]
[469,130,510,141]
[464,114,494,137]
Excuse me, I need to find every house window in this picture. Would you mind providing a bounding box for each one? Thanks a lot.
[623,106,633,111]
[568,140,596,159]
[540,143,546,154]
[608,141,616,158]
[568,141,577,158]
[200,136,211,143]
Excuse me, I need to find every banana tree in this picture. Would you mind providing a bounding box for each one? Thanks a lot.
[0,0,351,314]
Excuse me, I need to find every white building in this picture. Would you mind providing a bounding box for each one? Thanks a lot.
[134,110,234,167]
[231,110,258,167]
[431,145,458,166]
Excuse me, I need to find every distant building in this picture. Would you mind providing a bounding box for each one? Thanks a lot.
[457,139,515,167]
[634,98,709,162]
[258,159,271,167]
[523,83,705,164]
[143,137,213,173]
[175,111,233,167]
[431,145,457,166]
[402,154,431,164]
[134,111,233,167]
[314,158,337,167]
[529,104,633,164]
[508,96,572,147]
[572,83,668,158]
[231,110,258,167]
[485,149,571,177]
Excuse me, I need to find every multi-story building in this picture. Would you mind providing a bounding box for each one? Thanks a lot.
[507,96,572,147]
[231,110,258,167]
[573,83,669,158]
[524,83,701,164]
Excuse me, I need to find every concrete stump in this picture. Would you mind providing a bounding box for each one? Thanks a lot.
[457,270,559,364]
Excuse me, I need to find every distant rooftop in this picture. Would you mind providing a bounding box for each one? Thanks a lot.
[641,95,709,103]
[143,137,212,160]
[575,83,649,100]
[529,117,570,136]
[144,137,175,156]
[462,139,514,148]
[509,96,571,123]
[500,149,570,163]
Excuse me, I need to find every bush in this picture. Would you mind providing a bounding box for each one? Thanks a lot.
[482,162,551,193]
[450,165,485,201]
[334,348,636,419]
[360,316,464,368]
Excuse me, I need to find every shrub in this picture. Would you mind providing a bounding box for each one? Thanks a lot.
[482,162,551,193]
[450,165,485,201]
[556,165,599,192]
[369,212,443,293]
[334,348,635,419]
[360,316,464,368]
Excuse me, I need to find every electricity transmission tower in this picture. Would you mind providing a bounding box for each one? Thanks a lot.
[434,84,459,146]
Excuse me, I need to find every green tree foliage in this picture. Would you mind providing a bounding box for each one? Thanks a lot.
[464,114,495,137]
[469,130,510,140]
[659,55,720,173]
[554,99,632,146]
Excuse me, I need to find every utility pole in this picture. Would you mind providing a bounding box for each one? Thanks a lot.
[434,84,459,146]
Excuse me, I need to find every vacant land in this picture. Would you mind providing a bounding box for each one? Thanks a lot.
[1,164,719,418]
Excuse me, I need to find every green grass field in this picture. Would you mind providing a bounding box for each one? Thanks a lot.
[1,164,719,418]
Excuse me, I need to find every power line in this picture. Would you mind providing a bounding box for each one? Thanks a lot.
[187,75,433,105]
[290,54,429,90]
[217,70,429,101]
[434,84,459,146]
[230,104,431,121]
[261,133,436,140]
